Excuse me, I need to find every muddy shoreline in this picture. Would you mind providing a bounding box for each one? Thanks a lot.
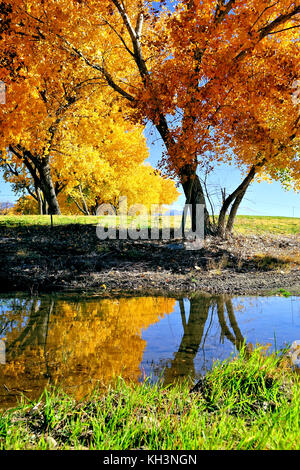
[0,224,300,296]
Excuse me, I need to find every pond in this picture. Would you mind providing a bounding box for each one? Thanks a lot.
[0,292,299,409]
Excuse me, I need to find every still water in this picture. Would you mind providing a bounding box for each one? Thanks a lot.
[0,293,299,408]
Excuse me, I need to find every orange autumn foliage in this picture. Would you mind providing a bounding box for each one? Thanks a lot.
[0,1,299,223]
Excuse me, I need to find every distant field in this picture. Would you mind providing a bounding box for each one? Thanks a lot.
[0,214,299,235]
[0,214,101,226]
[233,215,300,235]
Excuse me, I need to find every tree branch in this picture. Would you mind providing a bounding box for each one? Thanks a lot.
[99,15,135,57]
[267,23,300,35]
[233,5,300,63]
[59,37,136,102]
[249,2,280,32]
[111,0,149,82]
[258,4,300,39]
[214,0,236,24]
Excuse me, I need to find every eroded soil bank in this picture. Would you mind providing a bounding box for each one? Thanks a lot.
[0,224,300,295]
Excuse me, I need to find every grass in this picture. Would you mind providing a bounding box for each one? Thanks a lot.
[233,215,300,235]
[0,345,299,450]
[0,214,102,227]
[251,253,300,271]
[274,288,293,297]
[0,214,299,235]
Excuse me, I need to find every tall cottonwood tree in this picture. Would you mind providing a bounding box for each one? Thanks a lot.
[0,44,88,214]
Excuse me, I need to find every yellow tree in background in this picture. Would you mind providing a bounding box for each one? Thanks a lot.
[50,90,179,214]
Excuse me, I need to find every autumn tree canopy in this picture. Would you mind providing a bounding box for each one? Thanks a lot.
[0,0,299,231]
[0,74,178,215]
[0,4,179,215]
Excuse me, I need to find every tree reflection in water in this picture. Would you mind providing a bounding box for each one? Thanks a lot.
[0,294,247,408]
[0,295,176,407]
[162,295,247,385]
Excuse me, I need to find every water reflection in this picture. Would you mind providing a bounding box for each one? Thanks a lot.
[0,293,299,408]
[0,296,175,408]
[162,295,247,384]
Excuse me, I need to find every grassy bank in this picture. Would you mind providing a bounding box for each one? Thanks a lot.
[0,214,299,235]
[1,346,299,450]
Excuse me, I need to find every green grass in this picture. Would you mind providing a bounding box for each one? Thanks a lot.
[0,214,299,235]
[0,214,102,227]
[274,288,293,297]
[232,215,300,235]
[1,345,299,450]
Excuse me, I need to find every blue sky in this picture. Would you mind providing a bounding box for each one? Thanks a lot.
[144,125,300,218]
[0,178,16,204]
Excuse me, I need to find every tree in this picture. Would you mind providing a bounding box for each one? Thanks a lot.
[0,52,85,214]
[51,0,300,233]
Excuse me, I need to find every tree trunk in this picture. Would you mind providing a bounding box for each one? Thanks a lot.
[225,186,248,234]
[42,197,48,215]
[154,117,211,236]
[38,158,61,215]
[9,146,61,216]
[217,154,267,237]
[217,165,257,238]
[180,166,212,236]
[36,188,44,215]
[79,184,90,215]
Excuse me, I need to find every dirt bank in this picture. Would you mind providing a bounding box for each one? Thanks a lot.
[0,223,300,296]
